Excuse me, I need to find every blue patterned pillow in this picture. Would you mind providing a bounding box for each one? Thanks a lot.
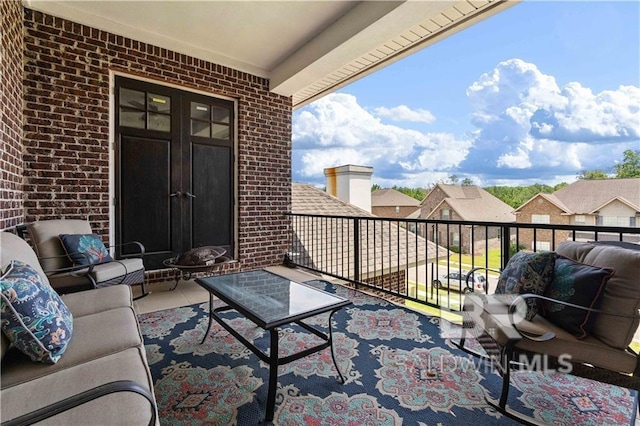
[59,233,113,266]
[495,251,555,320]
[543,255,614,339]
[0,261,74,363]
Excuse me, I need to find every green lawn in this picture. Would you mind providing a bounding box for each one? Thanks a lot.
[439,248,503,276]
[406,280,465,318]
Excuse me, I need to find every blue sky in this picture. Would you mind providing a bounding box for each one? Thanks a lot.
[292,1,640,188]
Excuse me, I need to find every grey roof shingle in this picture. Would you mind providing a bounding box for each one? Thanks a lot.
[553,178,640,213]
[291,183,449,280]
[426,184,515,222]
[371,188,420,207]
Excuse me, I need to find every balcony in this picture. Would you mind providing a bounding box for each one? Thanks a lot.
[135,219,640,424]
[288,213,640,313]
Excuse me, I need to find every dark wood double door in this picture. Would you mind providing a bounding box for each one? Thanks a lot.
[115,77,234,270]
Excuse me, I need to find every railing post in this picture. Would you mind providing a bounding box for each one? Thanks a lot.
[353,217,360,286]
[502,224,511,270]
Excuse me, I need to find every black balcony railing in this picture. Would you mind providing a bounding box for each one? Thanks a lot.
[287,213,640,312]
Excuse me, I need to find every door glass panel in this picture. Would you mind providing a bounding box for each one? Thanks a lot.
[191,120,210,137]
[212,124,229,140]
[148,113,171,132]
[120,88,145,109]
[212,107,230,123]
[148,93,170,113]
[120,109,145,128]
[191,102,209,120]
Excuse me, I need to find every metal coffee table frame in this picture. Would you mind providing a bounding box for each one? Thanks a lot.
[196,270,352,422]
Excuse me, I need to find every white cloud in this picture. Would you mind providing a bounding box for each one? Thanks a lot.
[293,93,471,186]
[293,60,639,187]
[461,59,640,181]
[530,83,640,141]
[373,105,436,123]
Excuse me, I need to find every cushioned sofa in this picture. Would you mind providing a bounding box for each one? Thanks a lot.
[0,232,157,425]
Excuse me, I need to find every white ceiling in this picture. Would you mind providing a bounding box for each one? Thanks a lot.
[23,0,517,107]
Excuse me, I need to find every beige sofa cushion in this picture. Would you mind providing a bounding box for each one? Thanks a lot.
[61,285,133,318]
[27,220,92,272]
[557,241,640,349]
[1,306,142,388]
[0,347,156,425]
[93,258,144,282]
[0,232,50,287]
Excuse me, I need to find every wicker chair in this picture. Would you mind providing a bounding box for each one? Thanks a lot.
[455,241,640,425]
[19,220,149,299]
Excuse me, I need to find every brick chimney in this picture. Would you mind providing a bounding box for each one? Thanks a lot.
[324,164,373,212]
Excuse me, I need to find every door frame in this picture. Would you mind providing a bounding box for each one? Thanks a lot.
[108,71,239,261]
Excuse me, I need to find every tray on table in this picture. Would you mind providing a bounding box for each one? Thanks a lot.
[163,246,230,290]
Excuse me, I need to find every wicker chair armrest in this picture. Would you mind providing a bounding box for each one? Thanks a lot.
[1,380,157,426]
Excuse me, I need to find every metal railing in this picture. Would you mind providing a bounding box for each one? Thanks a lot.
[287,213,640,312]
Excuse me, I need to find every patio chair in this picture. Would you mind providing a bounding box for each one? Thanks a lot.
[20,219,149,299]
[455,241,640,425]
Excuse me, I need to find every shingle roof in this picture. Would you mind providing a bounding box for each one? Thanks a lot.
[552,178,640,213]
[426,184,515,222]
[439,184,484,199]
[515,193,573,214]
[291,183,449,280]
[440,198,514,222]
[292,183,373,216]
[371,189,420,207]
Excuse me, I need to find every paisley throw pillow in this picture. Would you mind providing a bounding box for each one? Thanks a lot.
[495,250,556,320]
[0,260,73,363]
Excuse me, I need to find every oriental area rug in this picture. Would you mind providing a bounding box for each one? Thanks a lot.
[138,280,637,425]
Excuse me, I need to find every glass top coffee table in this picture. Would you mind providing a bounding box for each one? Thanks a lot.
[195,269,352,421]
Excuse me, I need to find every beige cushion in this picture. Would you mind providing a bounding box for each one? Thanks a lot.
[61,285,133,318]
[557,241,640,349]
[464,294,637,374]
[27,220,92,272]
[1,306,142,388]
[92,258,144,283]
[0,232,50,287]
[0,347,157,425]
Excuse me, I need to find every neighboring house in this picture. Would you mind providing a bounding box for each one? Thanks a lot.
[514,178,640,250]
[371,189,421,219]
[419,184,516,254]
[291,183,449,300]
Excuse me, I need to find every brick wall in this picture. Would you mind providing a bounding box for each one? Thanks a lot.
[515,195,570,249]
[20,8,292,280]
[1,0,24,230]
[363,270,407,304]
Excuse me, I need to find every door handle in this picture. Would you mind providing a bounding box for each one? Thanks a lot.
[170,191,182,197]
[184,192,196,199]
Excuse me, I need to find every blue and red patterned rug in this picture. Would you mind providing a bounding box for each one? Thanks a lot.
[138,280,637,425]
